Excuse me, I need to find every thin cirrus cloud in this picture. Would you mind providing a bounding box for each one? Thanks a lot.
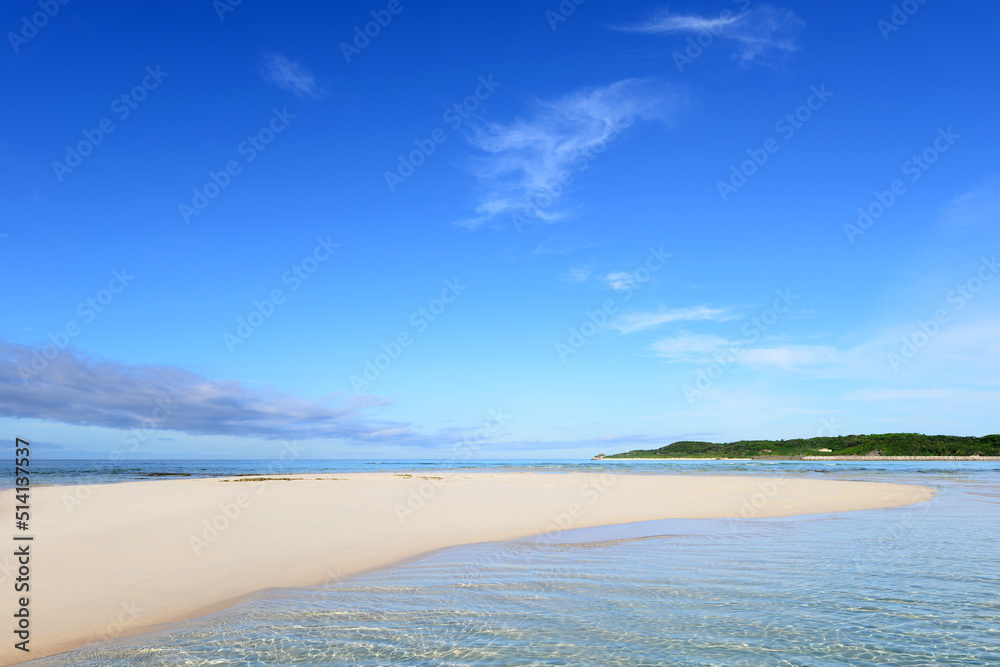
[458,78,687,229]
[260,53,324,99]
[559,265,593,284]
[0,341,407,442]
[844,388,1000,403]
[622,11,744,34]
[534,239,596,255]
[492,432,711,453]
[649,332,734,362]
[649,331,838,370]
[615,5,804,65]
[604,271,639,292]
[650,315,1000,377]
[938,175,1000,228]
[612,306,735,334]
[740,344,840,370]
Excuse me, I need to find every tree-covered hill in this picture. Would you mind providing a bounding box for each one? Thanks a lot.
[602,433,1000,459]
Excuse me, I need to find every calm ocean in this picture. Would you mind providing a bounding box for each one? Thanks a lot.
[20,460,1000,666]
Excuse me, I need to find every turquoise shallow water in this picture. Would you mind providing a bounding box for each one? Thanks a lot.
[22,461,1000,666]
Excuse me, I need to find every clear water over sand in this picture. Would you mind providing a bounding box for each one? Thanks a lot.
[25,461,1000,666]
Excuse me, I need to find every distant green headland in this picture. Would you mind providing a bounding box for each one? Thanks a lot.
[597,433,1000,459]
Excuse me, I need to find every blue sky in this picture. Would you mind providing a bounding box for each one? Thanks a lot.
[2,0,998,459]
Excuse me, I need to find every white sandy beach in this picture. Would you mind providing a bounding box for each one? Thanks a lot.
[0,472,933,664]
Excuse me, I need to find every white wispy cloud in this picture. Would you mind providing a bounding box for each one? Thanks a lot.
[741,344,839,370]
[458,78,687,229]
[534,239,595,254]
[613,306,734,334]
[939,175,1000,228]
[559,265,593,283]
[260,53,324,99]
[844,388,1000,403]
[649,332,734,362]
[616,5,803,65]
[649,307,1000,386]
[623,11,744,35]
[649,331,837,370]
[604,270,638,292]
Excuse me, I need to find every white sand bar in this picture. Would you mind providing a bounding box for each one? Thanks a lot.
[0,472,934,663]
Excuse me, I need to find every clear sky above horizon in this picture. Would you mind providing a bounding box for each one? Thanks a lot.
[2,0,998,460]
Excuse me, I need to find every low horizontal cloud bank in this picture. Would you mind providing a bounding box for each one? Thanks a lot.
[650,315,1000,382]
[495,432,719,454]
[845,388,1000,404]
[0,341,406,441]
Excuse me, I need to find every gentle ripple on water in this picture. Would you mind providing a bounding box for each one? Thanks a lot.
[23,462,1000,666]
